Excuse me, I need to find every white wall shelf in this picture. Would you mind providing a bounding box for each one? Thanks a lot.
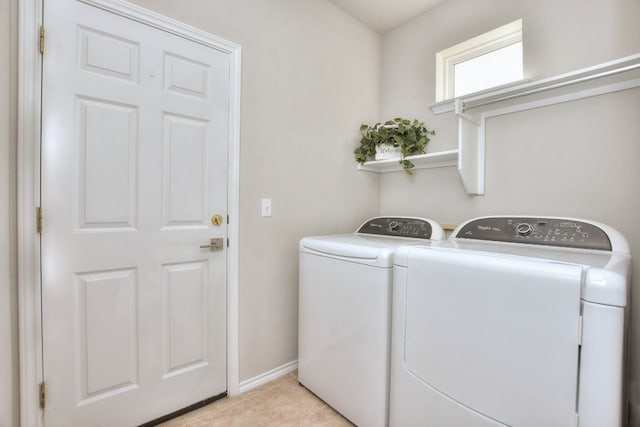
[427,53,640,195]
[357,149,459,173]
[356,53,640,195]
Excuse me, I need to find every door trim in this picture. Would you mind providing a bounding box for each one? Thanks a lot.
[17,1,242,425]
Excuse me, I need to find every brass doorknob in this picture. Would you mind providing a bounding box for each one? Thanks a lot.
[211,214,224,226]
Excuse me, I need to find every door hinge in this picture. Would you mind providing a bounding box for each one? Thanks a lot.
[39,382,46,410]
[227,214,229,224]
[39,26,45,54]
[36,207,43,234]
[227,238,229,248]
[577,315,583,346]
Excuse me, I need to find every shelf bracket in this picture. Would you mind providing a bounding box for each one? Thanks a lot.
[454,99,480,125]
[451,100,485,195]
[457,113,485,195]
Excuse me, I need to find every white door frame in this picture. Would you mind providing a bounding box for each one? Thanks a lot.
[17,1,242,425]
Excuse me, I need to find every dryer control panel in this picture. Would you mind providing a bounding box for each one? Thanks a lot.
[357,217,434,239]
[455,217,612,251]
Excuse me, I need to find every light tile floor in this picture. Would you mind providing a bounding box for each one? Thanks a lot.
[158,371,354,426]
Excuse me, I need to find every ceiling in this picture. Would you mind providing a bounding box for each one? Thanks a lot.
[328,0,447,33]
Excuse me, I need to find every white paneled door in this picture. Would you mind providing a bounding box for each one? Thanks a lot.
[41,0,230,425]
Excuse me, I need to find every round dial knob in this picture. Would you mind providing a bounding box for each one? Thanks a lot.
[388,221,399,231]
[515,223,533,236]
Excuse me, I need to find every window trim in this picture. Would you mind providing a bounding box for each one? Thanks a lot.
[435,19,523,102]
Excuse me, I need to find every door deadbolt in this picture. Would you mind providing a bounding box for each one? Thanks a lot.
[211,214,224,226]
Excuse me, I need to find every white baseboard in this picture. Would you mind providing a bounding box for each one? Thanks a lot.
[237,360,298,394]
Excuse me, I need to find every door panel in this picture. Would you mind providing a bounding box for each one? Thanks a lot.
[77,268,139,403]
[41,0,229,425]
[78,98,138,229]
[78,26,139,81]
[162,114,209,228]
[162,261,209,377]
[164,53,210,97]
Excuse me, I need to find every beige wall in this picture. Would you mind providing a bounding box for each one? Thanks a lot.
[379,0,640,421]
[0,0,19,425]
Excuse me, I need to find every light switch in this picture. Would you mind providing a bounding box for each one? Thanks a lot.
[261,198,272,217]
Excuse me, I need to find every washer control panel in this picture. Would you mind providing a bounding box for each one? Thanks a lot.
[455,217,612,251]
[357,217,434,239]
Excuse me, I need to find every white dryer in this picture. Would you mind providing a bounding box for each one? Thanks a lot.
[299,217,444,427]
[390,216,631,427]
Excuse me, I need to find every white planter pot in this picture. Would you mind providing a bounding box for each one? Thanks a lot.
[375,144,402,160]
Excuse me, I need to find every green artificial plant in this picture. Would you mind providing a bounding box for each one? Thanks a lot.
[354,117,435,175]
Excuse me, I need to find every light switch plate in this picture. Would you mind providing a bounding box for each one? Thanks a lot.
[261,198,272,217]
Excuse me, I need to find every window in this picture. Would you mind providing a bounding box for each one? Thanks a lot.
[435,19,523,101]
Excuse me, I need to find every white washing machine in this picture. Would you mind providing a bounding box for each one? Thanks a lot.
[298,217,444,427]
[390,216,631,427]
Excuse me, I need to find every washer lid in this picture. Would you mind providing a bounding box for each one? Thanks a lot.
[300,234,431,267]
[300,217,443,267]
